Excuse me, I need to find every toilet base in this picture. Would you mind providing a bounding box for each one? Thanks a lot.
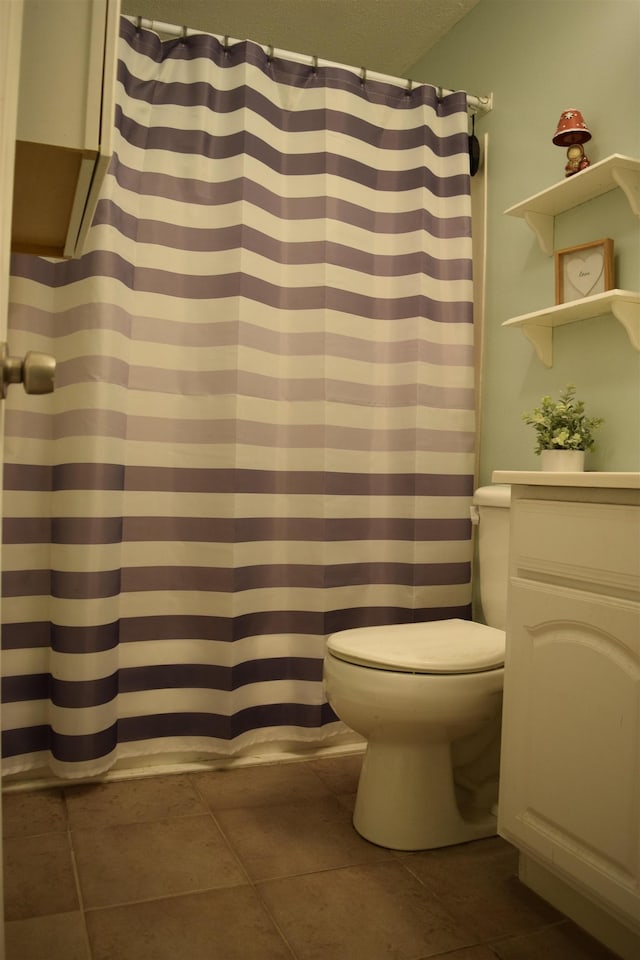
[353,738,497,851]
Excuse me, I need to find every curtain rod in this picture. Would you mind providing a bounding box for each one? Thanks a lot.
[126,16,493,116]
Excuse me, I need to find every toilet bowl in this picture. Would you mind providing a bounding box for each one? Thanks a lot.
[322,484,510,851]
[324,619,504,850]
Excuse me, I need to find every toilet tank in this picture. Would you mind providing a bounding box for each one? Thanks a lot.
[472,484,511,630]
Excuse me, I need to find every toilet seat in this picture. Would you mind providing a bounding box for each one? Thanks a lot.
[326,619,505,675]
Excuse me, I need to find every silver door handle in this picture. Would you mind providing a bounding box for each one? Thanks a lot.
[0,342,56,398]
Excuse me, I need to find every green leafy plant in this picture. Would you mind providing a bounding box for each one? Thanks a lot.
[521,384,604,454]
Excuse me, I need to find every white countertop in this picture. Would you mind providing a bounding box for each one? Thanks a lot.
[492,471,640,489]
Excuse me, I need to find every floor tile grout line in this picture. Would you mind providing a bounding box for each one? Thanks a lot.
[80,878,253,913]
[187,773,257,889]
[66,808,234,835]
[70,859,416,914]
[248,877,303,960]
[250,853,399,886]
[62,788,94,958]
[300,759,347,794]
[65,820,94,960]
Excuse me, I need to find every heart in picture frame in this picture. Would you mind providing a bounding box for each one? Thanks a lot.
[566,252,604,296]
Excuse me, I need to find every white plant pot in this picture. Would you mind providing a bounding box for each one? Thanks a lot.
[540,449,585,472]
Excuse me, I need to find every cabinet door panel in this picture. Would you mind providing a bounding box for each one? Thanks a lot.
[500,579,640,922]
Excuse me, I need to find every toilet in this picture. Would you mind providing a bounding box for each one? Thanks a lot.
[323,484,511,851]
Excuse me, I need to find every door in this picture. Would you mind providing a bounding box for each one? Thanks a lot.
[1,3,24,956]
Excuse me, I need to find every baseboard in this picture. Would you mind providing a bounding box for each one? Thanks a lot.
[2,736,366,794]
[519,853,640,960]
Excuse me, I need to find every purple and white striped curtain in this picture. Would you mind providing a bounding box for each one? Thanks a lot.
[2,17,475,779]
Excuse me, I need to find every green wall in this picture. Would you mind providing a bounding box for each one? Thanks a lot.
[410,0,640,481]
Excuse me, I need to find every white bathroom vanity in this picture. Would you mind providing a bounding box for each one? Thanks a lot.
[492,471,640,960]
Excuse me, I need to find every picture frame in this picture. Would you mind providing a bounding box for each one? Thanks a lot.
[555,238,614,305]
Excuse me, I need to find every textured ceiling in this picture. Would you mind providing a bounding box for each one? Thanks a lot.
[120,0,481,79]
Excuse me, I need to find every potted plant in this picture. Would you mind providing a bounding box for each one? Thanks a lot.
[521,384,604,471]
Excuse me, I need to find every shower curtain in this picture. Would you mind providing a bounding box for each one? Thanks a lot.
[2,17,475,779]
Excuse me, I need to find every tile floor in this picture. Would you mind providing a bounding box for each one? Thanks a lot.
[2,753,620,960]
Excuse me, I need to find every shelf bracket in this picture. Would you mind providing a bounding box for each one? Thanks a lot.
[523,211,554,256]
[520,324,553,367]
[611,299,640,351]
[611,166,640,218]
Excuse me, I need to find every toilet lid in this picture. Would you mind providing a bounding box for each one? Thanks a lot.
[326,620,505,674]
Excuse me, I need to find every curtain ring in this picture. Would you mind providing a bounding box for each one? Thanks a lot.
[267,45,274,63]
[135,16,142,31]
[405,78,413,96]
[223,35,230,54]
[180,25,188,44]
[311,55,318,74]
[360,67,367,85]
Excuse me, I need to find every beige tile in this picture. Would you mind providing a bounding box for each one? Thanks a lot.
[191,760,330,811]
[491,921,622,959]
[72,814,248,908]
[216,794,391,881]
[404,837,563,941]
[3,832,79,921]
[2,788,67,837]
[2,763,602,960]
[5,911,90,960]
[259,860,477,960]
[86,887,295,960]
[307,753,363,796]
[64,774,207,828]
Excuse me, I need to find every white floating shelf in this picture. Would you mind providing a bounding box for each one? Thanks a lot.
[502,289,640,367]
[504,154,640,255]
